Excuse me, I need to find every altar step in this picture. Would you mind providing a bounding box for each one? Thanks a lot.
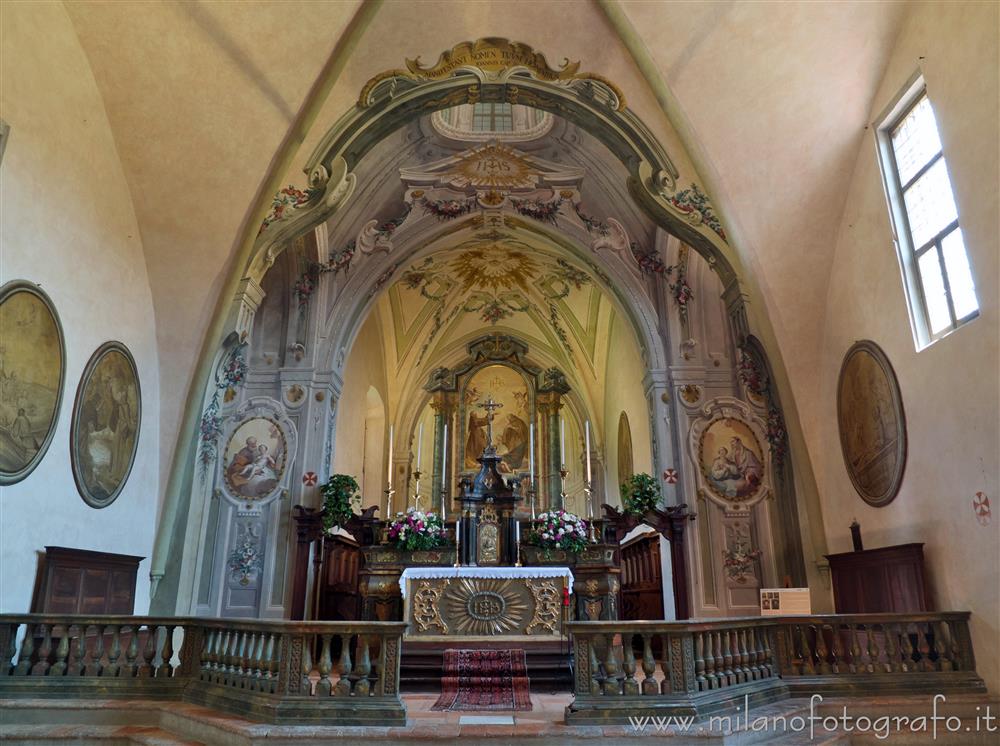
[400,639,574,692]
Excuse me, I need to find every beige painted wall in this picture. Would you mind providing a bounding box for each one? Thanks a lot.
[332,311,388,507]
[810,1,999,691]
[602,311,653,501]
[0,3,160,612]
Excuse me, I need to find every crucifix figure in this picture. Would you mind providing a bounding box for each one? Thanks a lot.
[479,396,503,449]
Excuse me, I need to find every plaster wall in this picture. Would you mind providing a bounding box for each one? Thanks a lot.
[0,2,160,613]
[602,311,653,500]
[332,312,388,507]
[812,0,999,691]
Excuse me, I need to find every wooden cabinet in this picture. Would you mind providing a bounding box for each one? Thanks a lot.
[826,543,930,613]
[32,546,143,615]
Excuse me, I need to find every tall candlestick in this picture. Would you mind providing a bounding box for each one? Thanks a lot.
[441,423,448,519]
[560,417,566,465]
[387,424,394,488]
[585,420,592,484]
[529,423,535,480]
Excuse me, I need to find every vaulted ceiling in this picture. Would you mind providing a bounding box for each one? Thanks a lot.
[61,0,909,477]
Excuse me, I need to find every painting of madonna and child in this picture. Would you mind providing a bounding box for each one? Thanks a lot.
[463,364,531,474]
[223,417,287,499]
[700,417,765,500]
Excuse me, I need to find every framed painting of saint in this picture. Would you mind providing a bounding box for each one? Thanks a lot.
[837,340,907,507]
[71,342,141,507]
[0,281,66,486]
[462,364,531,474]
[698,417,766,502]
[222,416,288,500]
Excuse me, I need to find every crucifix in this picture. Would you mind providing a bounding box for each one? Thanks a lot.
[479,396,503,449]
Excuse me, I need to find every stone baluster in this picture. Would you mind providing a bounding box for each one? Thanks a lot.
[67,625,85,676]
[622,633,639,695]
[352,634,372,696]
[219,629,234,683]
[702,632,717,689]
[124,627,139,677]
[48,628,70,677]
[814,625,831,675]
[720,630,734,686]
[865,624,880,673]
[301,635,314,695]
[848,624,862,674]
[947,620,964,671]
[900,623,915,672]
[714,632,726,687]
[31,624,52,676]
[830,623,845,674]
[641,634,658,695]
[201,628,217,679]
[761,627,775,677]
[157,625,175,678]
[105,626,123,677]
[139,625,156,679]
[316,634,333,696]
[735,629,749,682]
[252,632,267,691]
[694,631,706,691]
[13,624,35,676]
[588,636,602,695]
[334,634,353,696]
[267,634,281,693]
[0,622,15,676]
[797,625,815,675]
[916,623,933,672]
[745,628,760,680]
[890,622,906,673]
[602,633,622,695]
[935,620,954,671]
[883,623,897,673]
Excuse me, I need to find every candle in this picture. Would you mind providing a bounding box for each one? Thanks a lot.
[416,421,424,466]
[529,423,535,480]
[585,420,592,484]
[387,424,394,488]
[560,417,566,465]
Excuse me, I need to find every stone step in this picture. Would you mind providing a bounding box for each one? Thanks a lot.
[0,724,204,746]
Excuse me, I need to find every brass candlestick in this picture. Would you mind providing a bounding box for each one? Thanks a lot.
[585,482,598,544]
[559,466,568,509]
[382,487,396,542]
[412,469,422,513]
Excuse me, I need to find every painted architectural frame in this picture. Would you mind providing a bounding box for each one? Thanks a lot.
[0,280,66,486]
[70,341,141,508]
[837,340,907,507]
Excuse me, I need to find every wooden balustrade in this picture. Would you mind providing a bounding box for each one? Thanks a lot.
[0,615,406,725]
[566,612,985,724]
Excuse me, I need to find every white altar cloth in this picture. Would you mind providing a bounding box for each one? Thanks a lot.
[399,566,574,598]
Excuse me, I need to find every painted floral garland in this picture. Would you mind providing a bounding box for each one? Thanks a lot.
[198,342,249,475]
[766,406,788,468]
[668,183,727,242]
[722,541,762,584]
[259,185,322,234]
[420,196,477,221]
[228,534,263,586]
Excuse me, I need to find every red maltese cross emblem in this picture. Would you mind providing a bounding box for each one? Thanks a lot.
[662,468,679,484]
[302,471,318,487]
[973,492,991,526]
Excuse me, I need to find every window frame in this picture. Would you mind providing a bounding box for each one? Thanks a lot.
[874,73,978,349]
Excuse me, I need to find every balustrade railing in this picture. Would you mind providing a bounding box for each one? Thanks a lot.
[566,612,985,724]
[0,615,406,725]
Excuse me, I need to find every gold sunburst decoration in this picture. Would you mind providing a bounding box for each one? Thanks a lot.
[448,144,538,190]
[449,244,538,292]
[443,578,529,635]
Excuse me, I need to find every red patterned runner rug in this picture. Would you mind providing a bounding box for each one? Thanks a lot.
[431,649,533,711]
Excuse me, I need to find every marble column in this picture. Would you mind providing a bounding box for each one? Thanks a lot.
[537,368,570,512]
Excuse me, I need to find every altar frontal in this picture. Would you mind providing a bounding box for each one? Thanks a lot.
[401,567,572,639]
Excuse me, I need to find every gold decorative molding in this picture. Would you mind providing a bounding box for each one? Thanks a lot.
[413,580,448,633]
[526,579,561,634]
[359,38,625,110]
[443,577,530,635]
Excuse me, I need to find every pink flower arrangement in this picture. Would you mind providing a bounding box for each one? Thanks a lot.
[386,508,447,551]
[528,509,589,555]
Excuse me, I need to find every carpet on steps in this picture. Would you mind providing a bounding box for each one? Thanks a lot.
[431,649,532,712]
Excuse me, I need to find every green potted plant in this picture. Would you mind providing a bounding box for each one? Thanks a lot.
[620,472,660,516]
[320,474,360,533]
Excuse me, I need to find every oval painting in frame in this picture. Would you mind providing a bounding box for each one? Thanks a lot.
[697,416,767,503]
[837,340,907,507]
[0,280,66,485]
[222,416,288,500]
[71,342,141,508]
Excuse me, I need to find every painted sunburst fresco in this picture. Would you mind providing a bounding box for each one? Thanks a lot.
[450,245,538,292]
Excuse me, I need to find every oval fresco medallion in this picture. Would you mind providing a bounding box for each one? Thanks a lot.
[0,281,66,485]
[837,340,907,507]
[697,417,766,502]
[222,416,287,499]
[71,342,141,508]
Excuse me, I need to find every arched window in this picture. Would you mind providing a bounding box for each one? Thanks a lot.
[617,411,633,488]
[432,104,552,142]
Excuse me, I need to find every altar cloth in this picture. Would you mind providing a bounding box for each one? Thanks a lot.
[399,566,574,598]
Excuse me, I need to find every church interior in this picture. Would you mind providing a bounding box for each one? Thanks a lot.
[1,1,997,743]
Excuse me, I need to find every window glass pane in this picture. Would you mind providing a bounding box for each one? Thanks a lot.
[918,250,952,334]
[903,159,958,248]
[891,95,943,184]
[941,228,979,320]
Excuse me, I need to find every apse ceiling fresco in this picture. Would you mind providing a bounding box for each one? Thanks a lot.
[380,237,612,379]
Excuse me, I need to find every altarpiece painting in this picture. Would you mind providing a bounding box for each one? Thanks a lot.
[462,364,530,474]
